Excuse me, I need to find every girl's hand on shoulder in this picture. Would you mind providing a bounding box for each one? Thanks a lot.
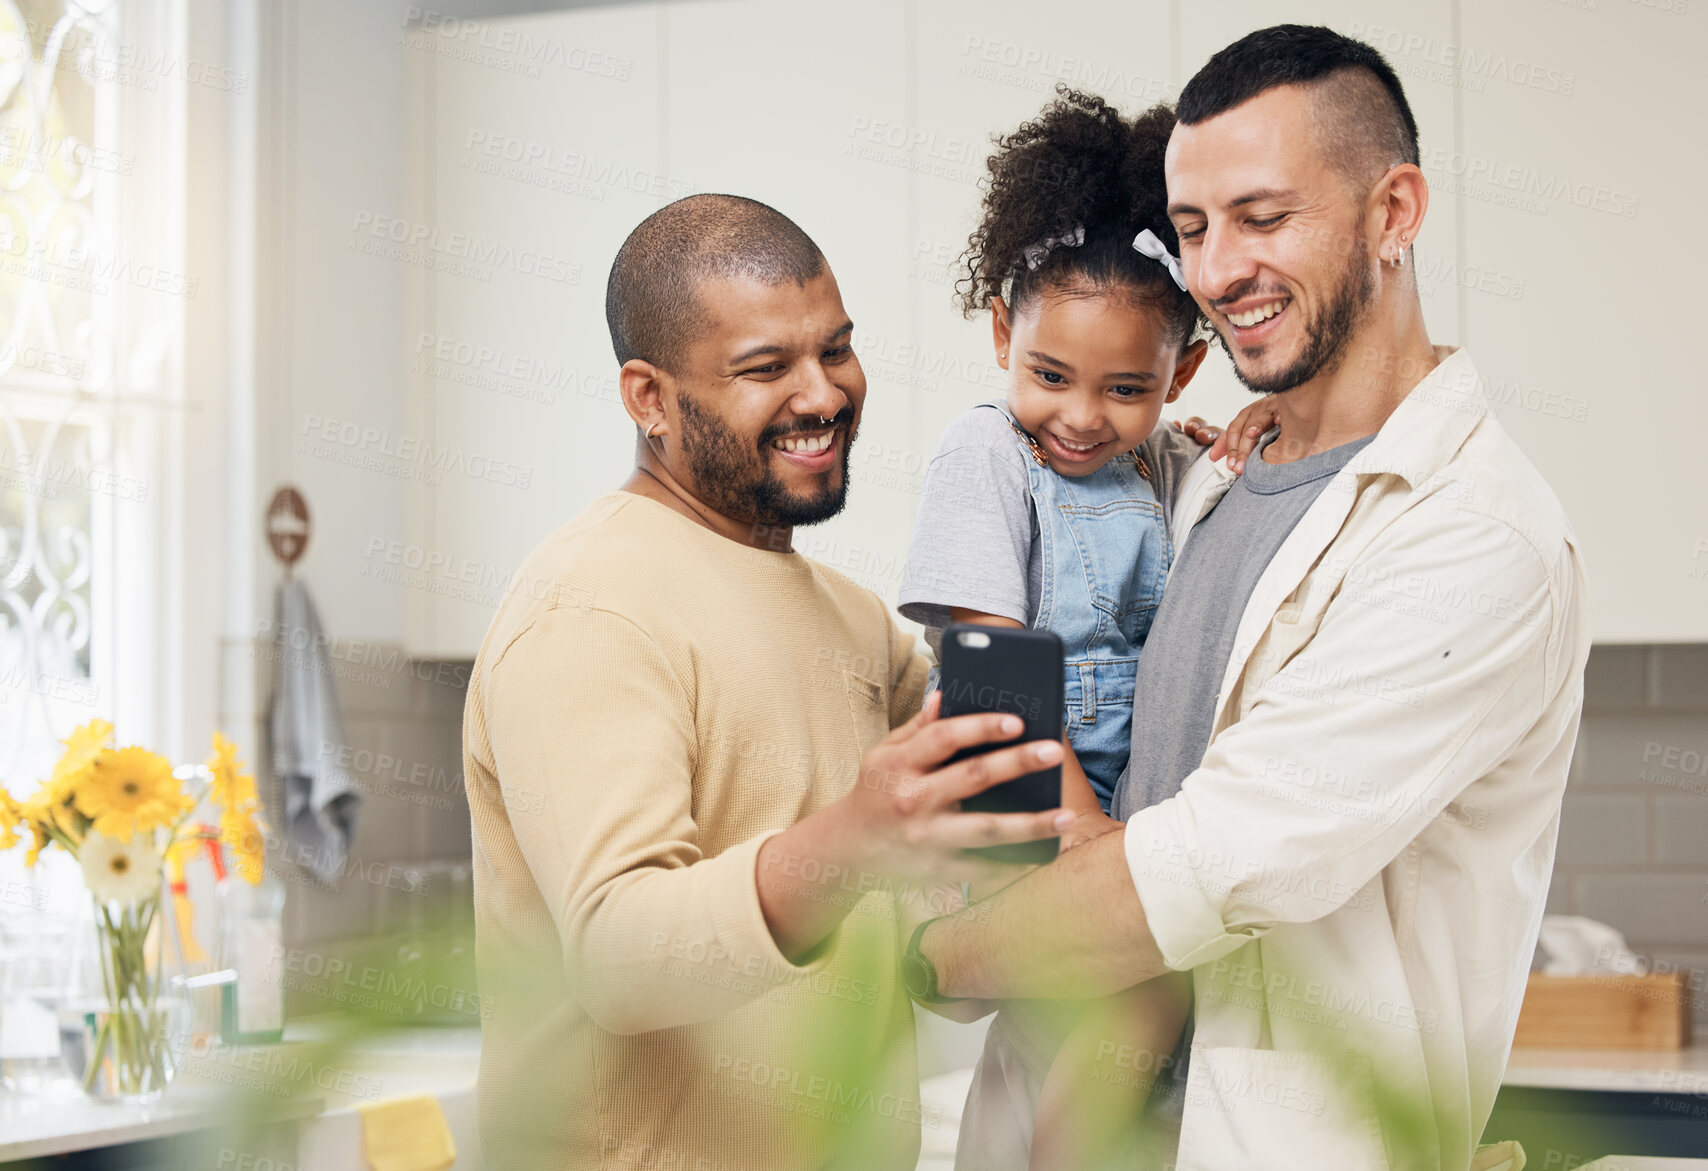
[1174,416,1222,449]
[1195,396,1283,475]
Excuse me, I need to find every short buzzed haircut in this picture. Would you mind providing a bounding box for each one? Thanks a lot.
[605,194,826,372]
[1177,25,1420,189]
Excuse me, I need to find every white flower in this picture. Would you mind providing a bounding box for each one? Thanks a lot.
[80,831,163,905]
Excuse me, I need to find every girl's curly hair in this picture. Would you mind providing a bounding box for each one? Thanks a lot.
[956,86,1202,348]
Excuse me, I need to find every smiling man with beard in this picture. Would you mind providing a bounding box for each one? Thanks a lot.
[917,26,1591,1171]
[462,194,1075,1170]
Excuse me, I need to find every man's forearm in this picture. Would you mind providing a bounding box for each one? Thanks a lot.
[755,804,864,962]
[927,829,1171,999]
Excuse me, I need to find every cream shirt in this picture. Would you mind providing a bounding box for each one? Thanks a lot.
[465,491,932,1170]
[1125,348,1591,1170]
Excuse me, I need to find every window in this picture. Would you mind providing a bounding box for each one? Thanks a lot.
[0,0,183,897]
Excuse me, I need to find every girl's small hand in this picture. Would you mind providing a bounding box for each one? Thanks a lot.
[1059,808,1123,853]
[1054,735,1118,852]
[1214,395,1283,475]
[1173,416,1222,449]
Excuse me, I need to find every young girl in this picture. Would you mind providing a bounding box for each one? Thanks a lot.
[898,90,1217,1170]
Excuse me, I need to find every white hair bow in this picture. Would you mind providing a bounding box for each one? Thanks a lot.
[1132,228,1187,291]
[1022,224,1086,271]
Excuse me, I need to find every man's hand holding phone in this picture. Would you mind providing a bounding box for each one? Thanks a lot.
[757,691,1072,960]
[843,689,1072,885]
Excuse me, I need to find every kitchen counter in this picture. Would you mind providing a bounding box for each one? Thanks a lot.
[0,1022,482,1167]
[1490,1046,1708,1164]
[290,1022,483,1171]
[0,1080,326,1162]
[917,1049,1708,1171]
[9,1034,1701,1168]
[1504,1046,1708,1094]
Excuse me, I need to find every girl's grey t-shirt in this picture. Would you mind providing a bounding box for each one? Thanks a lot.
[897,405,1204,654]
[1111,428,1375,818]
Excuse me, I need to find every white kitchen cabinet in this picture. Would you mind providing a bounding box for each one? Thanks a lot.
[402,6,667,657]
[405,0,920,657]
[1457,3,1706,642]
[659,0,918,606]
[403,2,1706,656]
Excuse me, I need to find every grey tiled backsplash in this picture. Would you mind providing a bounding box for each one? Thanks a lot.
[1553,645,1708,1026]
[244,640,474,948]
[244,640,1708,1010]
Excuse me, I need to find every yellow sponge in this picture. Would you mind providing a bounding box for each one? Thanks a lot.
[358,1093,457,1171]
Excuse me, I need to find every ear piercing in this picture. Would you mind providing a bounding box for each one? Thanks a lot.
[646,421,662,438]
[1388,234,1409,267]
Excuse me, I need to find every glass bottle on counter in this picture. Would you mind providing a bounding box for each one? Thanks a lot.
[0,904,79,1094]
[214,847,285,1046]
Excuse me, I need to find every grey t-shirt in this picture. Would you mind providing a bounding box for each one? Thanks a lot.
[1110,427,1376,1148]
[1112,428,1376,818]
[897,405,1204,654]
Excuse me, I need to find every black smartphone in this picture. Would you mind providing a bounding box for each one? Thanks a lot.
[935,622,1063,865]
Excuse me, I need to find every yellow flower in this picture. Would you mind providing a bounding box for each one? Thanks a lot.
[32,720,116,848]
[74,747,190,842]
[208,733,265,883]
[18,797,54,867]
[51,719,114,796]
[207,732,259,814]
[220,805,267,884]
[0,786,21,853]
[17,782,81,864]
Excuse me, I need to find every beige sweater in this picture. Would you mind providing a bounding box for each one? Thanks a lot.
[464,491,932,1170]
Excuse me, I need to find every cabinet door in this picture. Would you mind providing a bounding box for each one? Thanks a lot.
[1459,3,1704,641]
[404,6,665,657]
[661,0,917,605]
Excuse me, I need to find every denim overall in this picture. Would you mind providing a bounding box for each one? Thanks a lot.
[973,401,1173,812]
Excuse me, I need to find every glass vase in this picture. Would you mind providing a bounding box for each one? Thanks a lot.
[58,888,189,1104]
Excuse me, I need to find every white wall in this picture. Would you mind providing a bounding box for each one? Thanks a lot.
[277,0,1707,655]
[1452,3,1701,643]
[252,0,416,646]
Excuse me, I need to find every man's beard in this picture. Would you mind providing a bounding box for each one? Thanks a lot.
[1224,233,1376,397]
[675,391,854,527]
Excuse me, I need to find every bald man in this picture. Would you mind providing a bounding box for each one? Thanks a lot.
[462,195,1075,1170]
